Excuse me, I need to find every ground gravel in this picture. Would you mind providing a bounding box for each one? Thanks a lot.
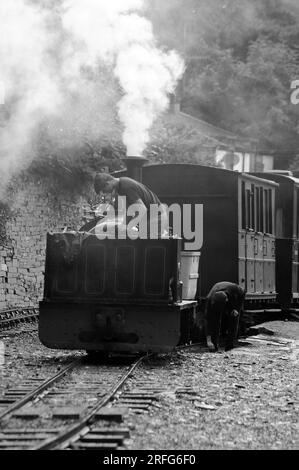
[124,321,299,450]
[0,329,82,397]
[0,321,297,450]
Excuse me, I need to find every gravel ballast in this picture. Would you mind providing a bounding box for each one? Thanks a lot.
[0,321,298,450]
[122,321,299,450]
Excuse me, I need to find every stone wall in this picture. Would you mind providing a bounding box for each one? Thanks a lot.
[0,175,90,310]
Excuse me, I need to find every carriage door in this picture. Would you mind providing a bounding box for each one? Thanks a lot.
[254,186,264,293]
[263,187,276,293]
[244,181,255,293]
[292,187,299,298]
[239,181,246,291]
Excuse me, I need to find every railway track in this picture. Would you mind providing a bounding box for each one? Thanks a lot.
[0,354,144,450]
[38,344,207,450]
[0,315,205,452]
[0,307,39,335]
[0,359,81,421]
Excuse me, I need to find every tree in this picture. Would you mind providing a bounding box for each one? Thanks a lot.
[149,0,299,159]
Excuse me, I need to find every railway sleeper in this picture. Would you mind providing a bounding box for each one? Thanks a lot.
[89,428,130,438]
[81,434,125,444]
[70,442,119,450]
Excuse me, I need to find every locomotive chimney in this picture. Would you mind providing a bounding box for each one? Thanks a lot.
[122,156,148,183]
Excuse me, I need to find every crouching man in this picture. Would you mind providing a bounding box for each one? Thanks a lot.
[205,282,245,352]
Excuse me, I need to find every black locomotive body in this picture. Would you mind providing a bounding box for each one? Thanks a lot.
[252,172,299,310]
[39,163,291,353]
[39,235,198,353]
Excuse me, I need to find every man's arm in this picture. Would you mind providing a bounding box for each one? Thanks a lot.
[132,198,147,219]
[124,198,147,233]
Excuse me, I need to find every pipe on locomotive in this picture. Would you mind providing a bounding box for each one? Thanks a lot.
[122,156,148,182]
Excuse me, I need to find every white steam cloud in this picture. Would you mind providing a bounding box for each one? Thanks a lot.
[0,0,184,184]
[62,0,185,155]
[0,1,61,179]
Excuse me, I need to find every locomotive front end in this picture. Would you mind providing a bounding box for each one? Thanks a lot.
[39,232,197,353]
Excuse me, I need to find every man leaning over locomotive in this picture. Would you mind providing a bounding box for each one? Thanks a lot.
[93,172,168,237]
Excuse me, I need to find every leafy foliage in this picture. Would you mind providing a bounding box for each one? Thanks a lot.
[150,0,299,161]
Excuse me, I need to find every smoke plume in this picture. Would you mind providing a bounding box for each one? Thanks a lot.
[61,0,185,156]
[0,1,61,181]
[0,0,184,187]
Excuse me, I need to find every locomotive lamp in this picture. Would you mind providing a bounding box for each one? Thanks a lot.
[122,156,148,182]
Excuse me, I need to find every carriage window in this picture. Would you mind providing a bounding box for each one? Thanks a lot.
[255,187,260,232]
[246,189,251,229]
[251,184,255,231]
[264,188,273,234]
[241,181,246,229]
[259,187,264,233]
[264,189,269,233]
[268,189,273,234]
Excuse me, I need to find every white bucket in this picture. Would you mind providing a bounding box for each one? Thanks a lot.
[180,251,200,300]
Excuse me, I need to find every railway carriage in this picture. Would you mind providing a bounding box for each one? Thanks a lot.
[142,164,278,303]
[252,172,299,310]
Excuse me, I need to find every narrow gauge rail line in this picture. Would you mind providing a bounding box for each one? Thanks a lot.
[0,355,143,450]
[35,356,144,450]
[0,359,82,421]
[37,344,203,450]
[0,307,39,333]
[0,344,204,450]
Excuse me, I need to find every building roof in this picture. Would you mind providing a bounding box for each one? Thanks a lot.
[166,107,257,152]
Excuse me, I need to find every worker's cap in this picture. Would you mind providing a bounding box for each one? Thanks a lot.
[211,291,228,306]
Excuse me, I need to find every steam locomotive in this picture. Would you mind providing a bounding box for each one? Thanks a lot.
[39,160,299,354]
